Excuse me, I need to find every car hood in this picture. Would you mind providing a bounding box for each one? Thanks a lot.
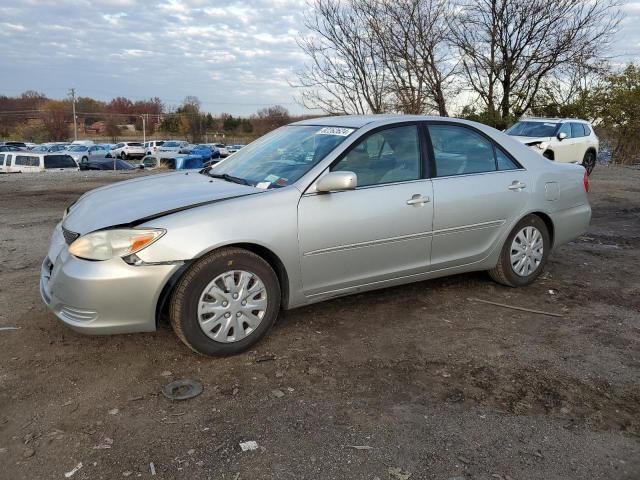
[510,136,553,145]
[63,172,261,234]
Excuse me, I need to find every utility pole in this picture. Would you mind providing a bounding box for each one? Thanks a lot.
[140,114,146,145]
[69,88,77,141]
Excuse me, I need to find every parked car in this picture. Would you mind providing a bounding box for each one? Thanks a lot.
[210,143,229,157]
[25,142,36,150]
[139,154,204,170]
[506,118,599,175]
[63,144,110,165]
[179,144,219,161]
[79,159,134,171]
[7,153,78,173]
[41,115,591,356]
[0,145,25,152]
[226,144,245,155]
[32,143,69,153]
[144,140,165,156]
[0,141,27,149]
[71,140,95,146]
[158,140,189,153]
[111,142,145,160]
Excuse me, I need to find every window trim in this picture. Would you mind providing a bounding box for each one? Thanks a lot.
[423,121,524,179]
[327,121,427,189]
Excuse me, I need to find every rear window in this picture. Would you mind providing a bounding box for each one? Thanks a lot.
[155,141,165,146]
[45,155,76,169]
[15,155,39,166]
[127,142,143,147]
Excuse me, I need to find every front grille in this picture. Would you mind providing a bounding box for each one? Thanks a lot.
[62,227,80,245]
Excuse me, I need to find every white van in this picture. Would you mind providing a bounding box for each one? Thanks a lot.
[0,153,13,173]
[8,153,79,173]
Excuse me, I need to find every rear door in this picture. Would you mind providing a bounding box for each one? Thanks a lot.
[298,123,434,297]
[427,123,530,269]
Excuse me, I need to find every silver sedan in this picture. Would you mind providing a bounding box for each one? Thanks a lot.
[41,115,591,356]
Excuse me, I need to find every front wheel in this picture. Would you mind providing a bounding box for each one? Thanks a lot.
[170,248,281,356]
[489,215,550,287]
[582,150,596,176]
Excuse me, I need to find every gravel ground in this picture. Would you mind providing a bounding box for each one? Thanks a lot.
[0,166,638,480]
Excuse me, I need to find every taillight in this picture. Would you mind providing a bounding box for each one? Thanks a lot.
[583,170,589,192]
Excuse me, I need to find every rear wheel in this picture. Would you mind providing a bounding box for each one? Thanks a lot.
[170,248,281,356]
[582,150,596,176]
[489,215,550,287]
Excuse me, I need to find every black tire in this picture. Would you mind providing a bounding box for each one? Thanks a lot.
[81,156,88,163]
[582,150,596,176]
[489,215,551,287]
[169,248,281,356]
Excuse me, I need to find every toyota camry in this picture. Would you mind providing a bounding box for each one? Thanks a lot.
[41,115,591,356]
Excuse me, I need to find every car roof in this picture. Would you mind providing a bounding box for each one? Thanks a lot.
[293,114,501,129]
[519,117,590,124]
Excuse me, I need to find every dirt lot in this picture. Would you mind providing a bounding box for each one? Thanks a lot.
[0,166,638,480]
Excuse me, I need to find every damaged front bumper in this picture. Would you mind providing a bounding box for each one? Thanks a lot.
[40,223,181,334]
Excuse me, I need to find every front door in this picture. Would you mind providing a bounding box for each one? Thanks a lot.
[298,124,434,297]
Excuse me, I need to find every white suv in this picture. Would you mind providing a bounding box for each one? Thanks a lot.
[144,140,165,156]
[111,142,145,160]
[506,118,599,175]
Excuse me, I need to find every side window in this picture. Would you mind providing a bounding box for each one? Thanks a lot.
[331,125,420,187]
[429,125,496,176]
[143,157,156,167]
[583,124,591,136]
[496,148,518,171]
[15,155,28,166]
[6,154,12,166]
[0,154,4,165]
[558,123,571,138]
[571,123,585,138]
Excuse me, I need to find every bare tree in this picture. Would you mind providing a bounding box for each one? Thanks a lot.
[450,0,622,126]
[294,0,388,114]
[252,105,291,135]
[294,0,457,116]
[365,0,457,116]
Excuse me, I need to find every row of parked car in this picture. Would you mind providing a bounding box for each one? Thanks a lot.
[0,140,246,173]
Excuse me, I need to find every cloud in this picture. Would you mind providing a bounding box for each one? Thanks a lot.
[0,1,637,115]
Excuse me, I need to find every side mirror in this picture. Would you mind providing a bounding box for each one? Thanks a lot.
[557,132,568,141]
[316,171,357,193]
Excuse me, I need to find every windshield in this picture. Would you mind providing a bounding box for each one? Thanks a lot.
[163,141,181,147]
[68,145,88,152]
[506,121,559,137]
[209,125,354,188]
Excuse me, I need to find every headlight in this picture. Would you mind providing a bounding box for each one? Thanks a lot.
[537,142,548,150]
[68,228,165,261]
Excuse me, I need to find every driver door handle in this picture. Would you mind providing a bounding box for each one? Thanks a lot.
[508,181,527,191]
[406,194,431,205]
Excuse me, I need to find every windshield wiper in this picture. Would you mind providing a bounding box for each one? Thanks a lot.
[205,171,250,186]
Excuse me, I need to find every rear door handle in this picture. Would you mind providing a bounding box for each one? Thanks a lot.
[508,181,527,191]
[406,194,431,205]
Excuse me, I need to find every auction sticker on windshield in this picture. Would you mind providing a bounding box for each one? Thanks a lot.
[317,127,355,136]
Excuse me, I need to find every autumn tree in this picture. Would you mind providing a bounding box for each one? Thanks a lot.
[42,100,71,141]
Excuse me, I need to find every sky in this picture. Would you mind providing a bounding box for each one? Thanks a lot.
[0,0,639,116]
